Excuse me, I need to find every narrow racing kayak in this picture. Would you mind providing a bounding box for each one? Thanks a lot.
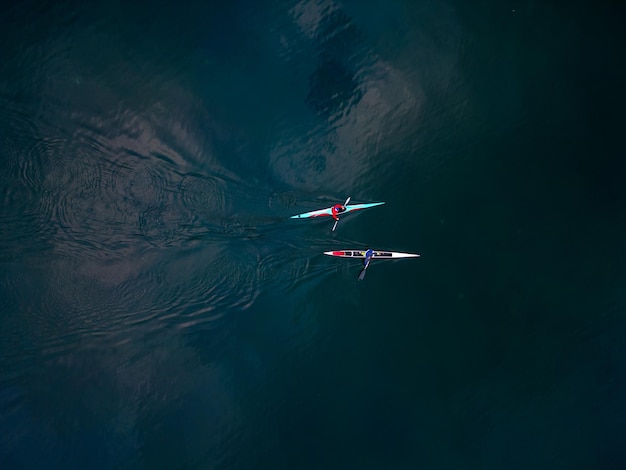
[326,249,420,280]
[324,250,420,259]
[289,199,384,219]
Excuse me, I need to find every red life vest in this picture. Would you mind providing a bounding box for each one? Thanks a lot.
[331,204,344,220]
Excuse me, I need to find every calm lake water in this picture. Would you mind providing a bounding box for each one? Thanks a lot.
[1,1,625,468]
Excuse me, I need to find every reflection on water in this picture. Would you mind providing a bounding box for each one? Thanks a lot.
[268,0,441,195]
[307,8,363,117]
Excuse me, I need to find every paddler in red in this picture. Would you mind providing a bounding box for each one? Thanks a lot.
[331,203,346,220]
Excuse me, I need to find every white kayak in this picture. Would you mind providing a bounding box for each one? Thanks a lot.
[324,250,420,259]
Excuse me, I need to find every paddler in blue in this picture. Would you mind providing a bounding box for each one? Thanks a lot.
[331,203,347,221]
[358,249,375,280]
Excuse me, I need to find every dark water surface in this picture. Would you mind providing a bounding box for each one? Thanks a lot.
[1,1,625,468]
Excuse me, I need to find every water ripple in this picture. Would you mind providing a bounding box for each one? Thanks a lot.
[179,173,228,220]
[0,132,63,258]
